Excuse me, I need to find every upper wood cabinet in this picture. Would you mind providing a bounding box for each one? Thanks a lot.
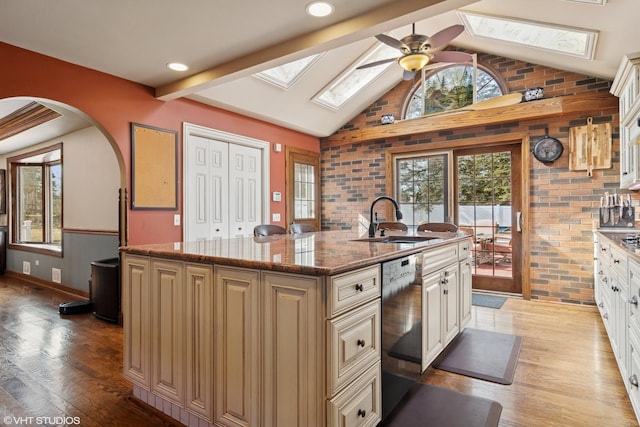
[612,53,640,189]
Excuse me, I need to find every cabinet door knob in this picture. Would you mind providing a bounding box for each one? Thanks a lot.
[630,374,639,388]
[630,296,638,307]
[444,289,449,295]
[614,259,621,264]
[357,409,367,418]
[357,339,366,347]
[598,302,604,308]
[355,283,364,292]
[603,313,609,319]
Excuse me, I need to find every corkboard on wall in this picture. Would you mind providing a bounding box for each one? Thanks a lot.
[131,123,177,209]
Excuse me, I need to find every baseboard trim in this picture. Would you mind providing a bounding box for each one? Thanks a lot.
[5,270,89,299]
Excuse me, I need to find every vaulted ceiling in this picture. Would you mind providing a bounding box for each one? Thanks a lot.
[0,0,638,152]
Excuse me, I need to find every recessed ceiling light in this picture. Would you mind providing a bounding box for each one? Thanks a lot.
[306,1,334,17]
[167,62,189,71]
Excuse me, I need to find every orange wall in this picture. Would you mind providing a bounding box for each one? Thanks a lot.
[0,42,319,244]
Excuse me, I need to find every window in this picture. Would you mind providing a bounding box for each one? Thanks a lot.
[294,162,316,219]
[405,65,504,119]
[396,153,450,226]
[312,39,399,110]
[9,144,62,253]
[458,11,598,59]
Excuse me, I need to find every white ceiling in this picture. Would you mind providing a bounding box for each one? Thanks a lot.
[0,0,638,150]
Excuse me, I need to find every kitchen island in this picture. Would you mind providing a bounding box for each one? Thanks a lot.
[120,230,472,427]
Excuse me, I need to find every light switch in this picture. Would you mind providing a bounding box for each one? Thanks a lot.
[273,191,282,202]
[174,214,180,226]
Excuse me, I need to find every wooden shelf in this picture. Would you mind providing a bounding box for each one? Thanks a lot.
[324,92,618,145]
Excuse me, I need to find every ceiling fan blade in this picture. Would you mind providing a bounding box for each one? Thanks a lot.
[375,33,410,52]
[356,57,398,70]
[403,69,416,80]
[431,51,473,64]
[428,24,465,51]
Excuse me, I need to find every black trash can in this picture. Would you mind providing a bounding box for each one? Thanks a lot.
[90,257,120,324]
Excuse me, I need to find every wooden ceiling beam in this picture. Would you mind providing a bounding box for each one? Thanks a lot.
[322,92,619,146]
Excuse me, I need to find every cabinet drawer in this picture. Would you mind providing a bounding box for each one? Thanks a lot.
[422,243,458,275]
[327,362,381,427]
[610,245,628,279]
[328,300,380,395]
[328,265,380,318]
[458,238,472,261]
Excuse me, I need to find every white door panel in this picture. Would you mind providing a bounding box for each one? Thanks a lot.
[185,127,266,241]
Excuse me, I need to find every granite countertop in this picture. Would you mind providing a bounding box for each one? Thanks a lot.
[597,229,640,259]
[120,230,470,275]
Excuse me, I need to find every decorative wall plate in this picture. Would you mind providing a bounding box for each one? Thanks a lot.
[532,136,563,164]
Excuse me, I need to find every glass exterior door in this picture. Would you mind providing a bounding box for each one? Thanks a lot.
[455,144,522,294]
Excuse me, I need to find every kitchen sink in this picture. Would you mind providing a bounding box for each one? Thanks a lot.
[351,235,442,244]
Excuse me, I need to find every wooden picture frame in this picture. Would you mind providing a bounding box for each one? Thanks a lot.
[131,123,178,210]
[0,169,5,214]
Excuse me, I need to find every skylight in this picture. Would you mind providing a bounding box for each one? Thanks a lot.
[312,41,399,110]
[561,0,606,4]
[253,54,321,89]
[458,11,598,59]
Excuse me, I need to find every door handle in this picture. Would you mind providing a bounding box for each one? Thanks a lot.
[517,212,523,233]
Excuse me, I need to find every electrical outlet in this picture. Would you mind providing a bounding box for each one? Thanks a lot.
[273,213,281,222]
[52,268,61,283]
[174,214,181,226]
[22,261,31,275]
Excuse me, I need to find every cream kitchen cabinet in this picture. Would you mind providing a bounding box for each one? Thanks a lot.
[121,231,471,427]
[122,254,151,389]
[262,271,325,427]
[421,242,461,371]
[458,238,473,329]
[594,232,640,424]
[185,263,214,421]
[612,52,640,189]
[150,259,185,405]
[214,266,260,427]
[326,264,382,427]
[628,257,640,416]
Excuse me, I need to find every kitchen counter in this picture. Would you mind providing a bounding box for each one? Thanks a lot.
[120,229,470,275]
[597,230,640,258]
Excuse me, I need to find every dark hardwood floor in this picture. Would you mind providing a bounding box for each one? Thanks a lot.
[0,275,638,426]
[0,276,179,427]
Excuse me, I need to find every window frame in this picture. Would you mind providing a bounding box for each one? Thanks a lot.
[8,143,63,256]
[402,63,507,119]
[392,150,454,228]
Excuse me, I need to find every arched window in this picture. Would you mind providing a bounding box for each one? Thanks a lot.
[404,65,504,119]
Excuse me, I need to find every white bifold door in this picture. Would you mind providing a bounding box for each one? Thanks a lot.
[184,126,268,242]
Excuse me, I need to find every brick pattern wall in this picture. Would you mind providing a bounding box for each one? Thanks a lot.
[320,52,621,305]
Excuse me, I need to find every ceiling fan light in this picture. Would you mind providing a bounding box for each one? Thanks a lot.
[398,54,430,72]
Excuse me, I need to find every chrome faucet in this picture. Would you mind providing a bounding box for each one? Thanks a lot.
[368,196,403,237]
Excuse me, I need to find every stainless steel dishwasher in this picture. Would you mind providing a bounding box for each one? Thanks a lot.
[380,253,422,422]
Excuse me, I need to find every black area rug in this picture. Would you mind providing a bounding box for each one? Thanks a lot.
[382,383,502,427]
[472,293,507,309]
[433,328,522,385]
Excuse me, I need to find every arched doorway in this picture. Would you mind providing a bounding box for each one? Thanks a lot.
[0,97,125,294]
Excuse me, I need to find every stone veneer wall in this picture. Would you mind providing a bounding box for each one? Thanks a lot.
[320,52,621,305]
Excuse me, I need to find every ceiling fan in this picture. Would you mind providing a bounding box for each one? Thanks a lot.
[357,23,473,80]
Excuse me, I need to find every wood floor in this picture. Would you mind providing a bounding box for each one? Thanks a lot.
[0,275,638,426]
